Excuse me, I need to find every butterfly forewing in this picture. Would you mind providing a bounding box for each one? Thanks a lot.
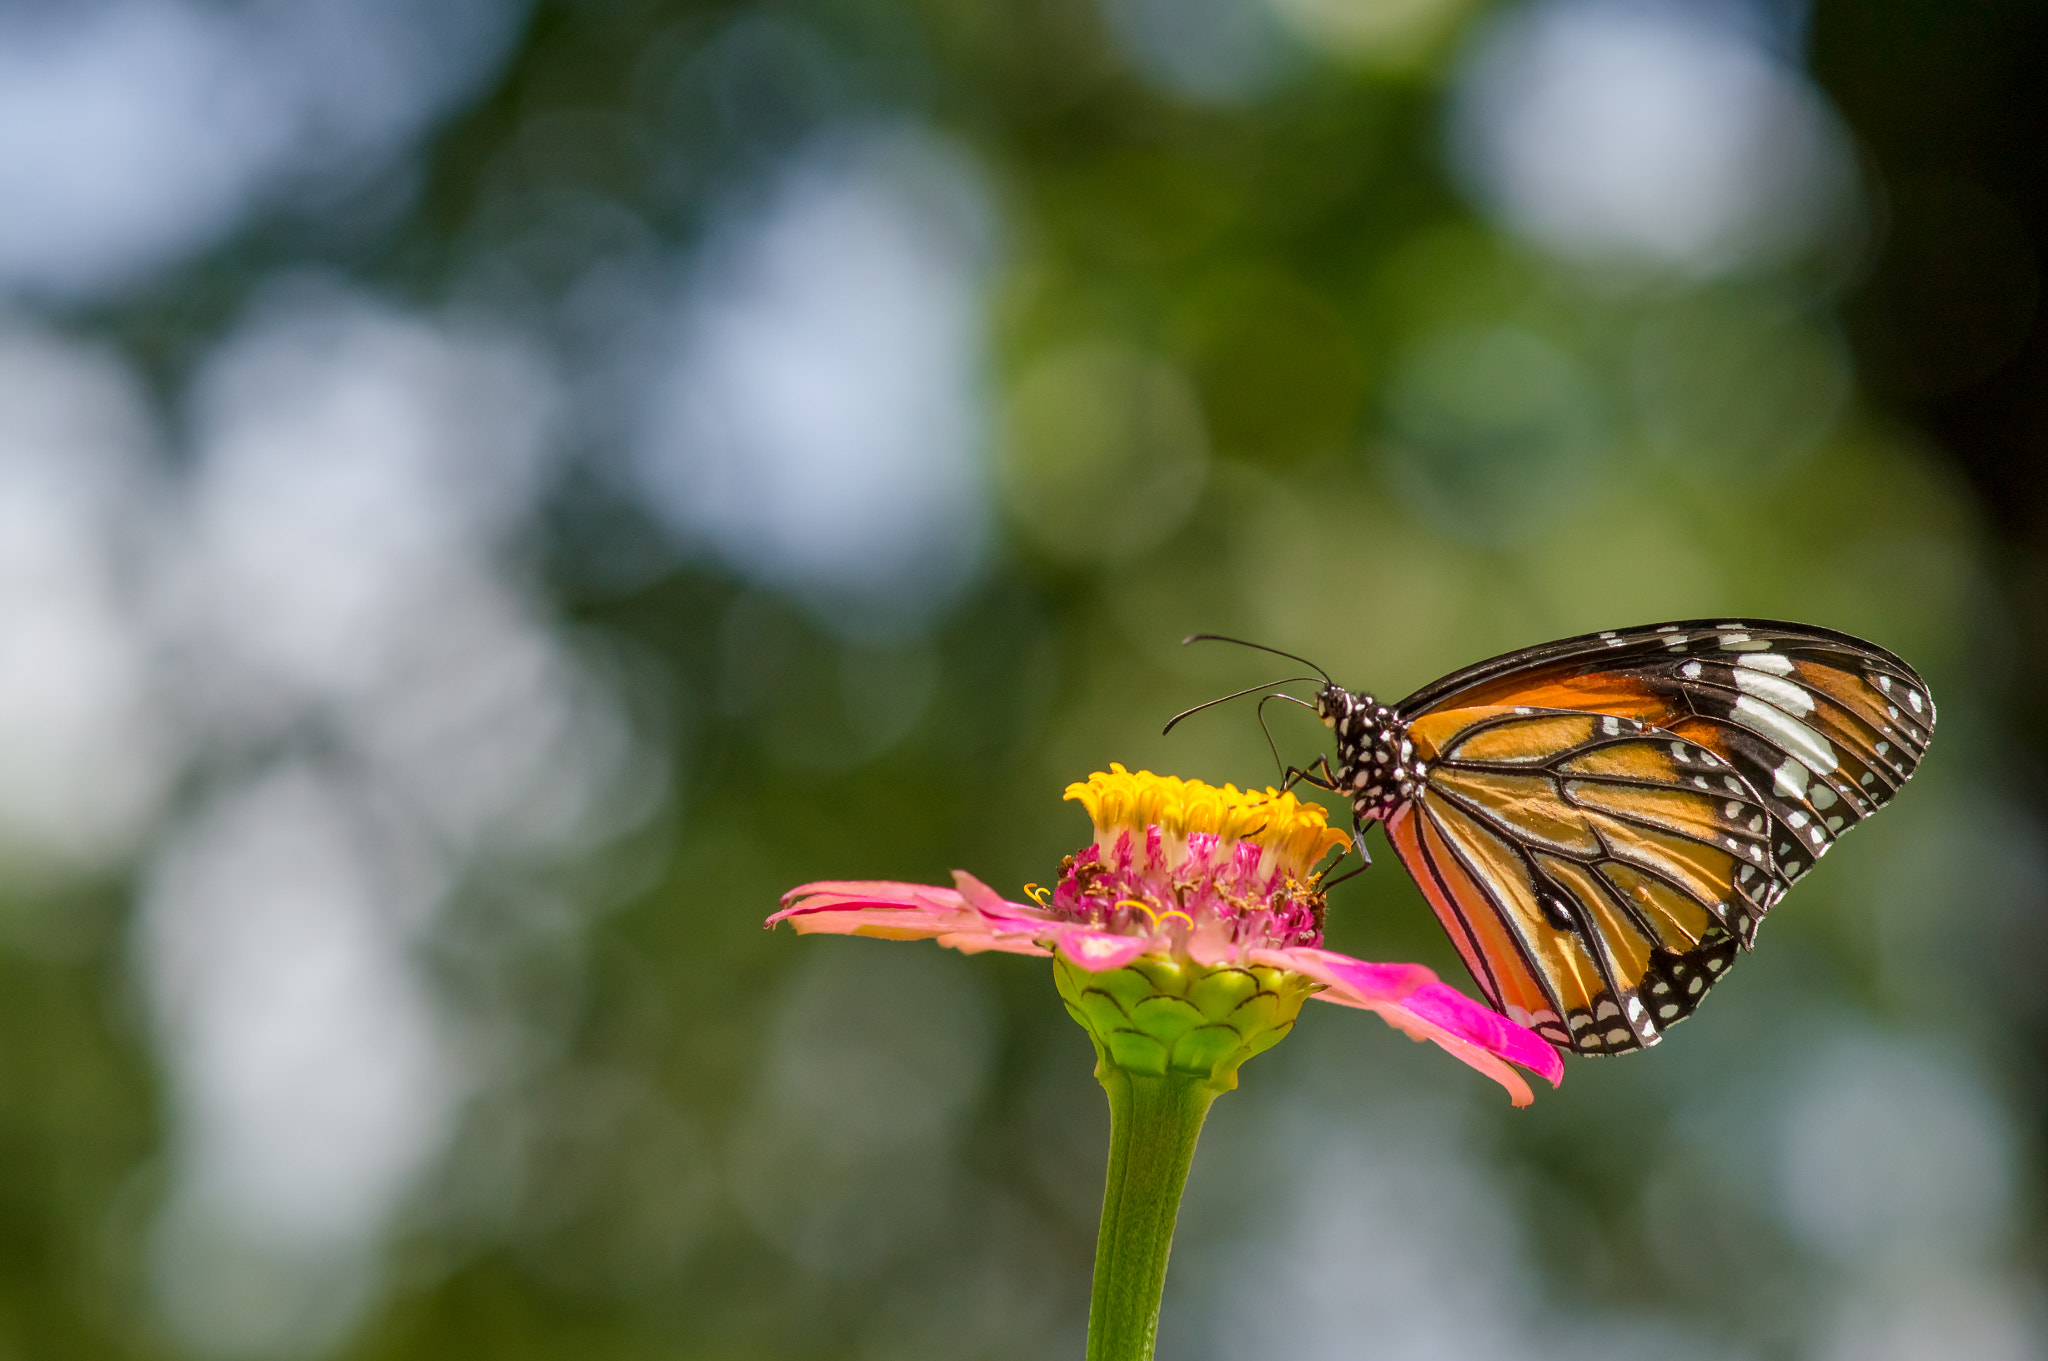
[1372,619,1932,1056]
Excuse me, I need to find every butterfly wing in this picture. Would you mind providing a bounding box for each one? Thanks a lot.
[1382,620,1932,1055]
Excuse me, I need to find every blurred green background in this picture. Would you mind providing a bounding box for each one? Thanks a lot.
[0,0,2041,1356]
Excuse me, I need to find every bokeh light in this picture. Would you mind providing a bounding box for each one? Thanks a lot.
[0,1,2039,1358]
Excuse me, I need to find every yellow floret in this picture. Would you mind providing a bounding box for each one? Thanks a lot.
[1064,764,1348,874]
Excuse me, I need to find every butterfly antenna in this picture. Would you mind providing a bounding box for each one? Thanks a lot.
[1183,633,1334,685]
[1162,676,1322,736]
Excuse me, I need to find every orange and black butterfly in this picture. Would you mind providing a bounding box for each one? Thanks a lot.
[1177,620,1933,1056]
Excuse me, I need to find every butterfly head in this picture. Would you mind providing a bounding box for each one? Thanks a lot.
[1313,684,1385,737]
[1313,684,1354,728]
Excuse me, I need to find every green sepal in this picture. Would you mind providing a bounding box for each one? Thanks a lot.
[1054,952,1316,1092]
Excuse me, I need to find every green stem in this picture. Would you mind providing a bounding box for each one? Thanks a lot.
[1085,1069,1218,1361]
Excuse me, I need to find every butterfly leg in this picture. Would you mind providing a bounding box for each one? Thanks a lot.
[1257,693,1336,787]
[1313,812,1372,890]
[1280,754,1340,794]
[1320,859,1369,890]
[1346,810,1371,869]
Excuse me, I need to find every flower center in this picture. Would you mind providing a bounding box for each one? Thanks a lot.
[1052,765,1349,953]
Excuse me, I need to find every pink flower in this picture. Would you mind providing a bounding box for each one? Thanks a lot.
[770,766,1562,1105]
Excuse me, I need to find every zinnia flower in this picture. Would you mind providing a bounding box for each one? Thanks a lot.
[769,765,1561,1361]
[771,764,1562,1104]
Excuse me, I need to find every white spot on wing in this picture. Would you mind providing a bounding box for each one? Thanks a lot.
[1733,668,1816,716]
[1773,757,1809,799]
[1733,695,1838,773]
[1681,661,1703,680]
[1737,653,1795,675]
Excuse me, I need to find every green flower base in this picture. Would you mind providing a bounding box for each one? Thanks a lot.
[1053,953,1317,1092]
[1056,954,1317,1361]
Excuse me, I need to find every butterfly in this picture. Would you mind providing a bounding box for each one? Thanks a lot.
[1173,620,1933,1055]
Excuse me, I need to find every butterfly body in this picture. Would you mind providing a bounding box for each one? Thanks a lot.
[1316,688,1420,823]
[1292,620,1932,1056]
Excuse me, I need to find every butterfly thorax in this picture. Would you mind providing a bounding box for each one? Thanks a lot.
[1316,685,1424,825]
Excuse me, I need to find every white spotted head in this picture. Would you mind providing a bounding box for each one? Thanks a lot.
[1316,683,1369,729]
[1316,684,1386,748]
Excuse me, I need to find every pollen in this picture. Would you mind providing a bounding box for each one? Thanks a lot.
[1065,764,1349,874]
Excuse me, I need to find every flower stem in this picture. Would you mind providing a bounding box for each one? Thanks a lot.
[1085,1069,1218,1361]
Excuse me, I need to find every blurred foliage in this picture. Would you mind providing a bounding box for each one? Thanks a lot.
[0,0,2043,1358]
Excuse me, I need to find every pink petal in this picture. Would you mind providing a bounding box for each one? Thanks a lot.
[1400,982,1565,1086]
[772,877,1059,957]
[950,871,1057,926]
[771,907,960,940]
[1258,947,1563,1106]
[773,879,966,919]
[1252,947,1435,1002]
[1048,927,1156,972]
[937,933,1054,957]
